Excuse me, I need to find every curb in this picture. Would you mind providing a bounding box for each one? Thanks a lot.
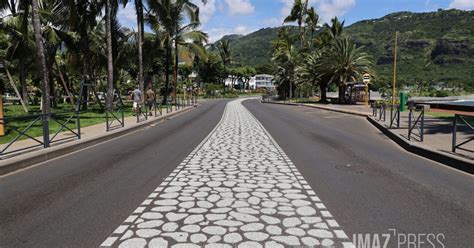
[261,101,370,117]
[262,101,472,174]
[0,106,196,176]
[367,117,473,174]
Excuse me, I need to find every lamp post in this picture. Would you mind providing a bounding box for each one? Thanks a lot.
[392,31,399,105]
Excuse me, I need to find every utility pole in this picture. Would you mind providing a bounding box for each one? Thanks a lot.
[392,31,398,105]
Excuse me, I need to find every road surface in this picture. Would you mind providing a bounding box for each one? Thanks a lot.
[0,98,472,248]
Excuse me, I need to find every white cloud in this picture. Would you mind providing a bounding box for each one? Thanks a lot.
[317,0,356,23]
[234,25,251,34]
[277,0,356,24]
[262,17,281,27]
[117,4,137,28]
[194,0,217,25]
[225,0,255,15]
[206,25,254,43]
[449,0,474,9]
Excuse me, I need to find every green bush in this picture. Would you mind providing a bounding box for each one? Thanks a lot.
[223,92,239,98]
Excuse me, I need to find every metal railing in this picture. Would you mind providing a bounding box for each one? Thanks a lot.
[371,103,386,122]
[371,103,378,118]
[0,111,80,157]
[378,104,386,122]
[136,105,149,123]
[49,111,81,144]
[389,105,401,129]
[408,105,425,142]
[452,114,473,153]
[106,107,125,132]
[153,102,163,117]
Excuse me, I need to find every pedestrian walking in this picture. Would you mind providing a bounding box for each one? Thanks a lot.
[131,85,142,115]
[145,85,155,116]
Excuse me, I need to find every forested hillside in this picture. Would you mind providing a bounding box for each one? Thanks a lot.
[213,9,474,91]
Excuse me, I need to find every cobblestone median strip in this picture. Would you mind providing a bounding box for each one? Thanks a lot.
[101,99,353,248]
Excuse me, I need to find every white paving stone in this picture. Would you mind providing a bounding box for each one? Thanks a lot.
[223,233,243,243]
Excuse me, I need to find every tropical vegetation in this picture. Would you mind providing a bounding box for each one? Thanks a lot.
[213,8,474,94]
[272,0,373,103]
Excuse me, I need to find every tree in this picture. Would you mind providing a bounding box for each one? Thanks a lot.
[135,0,145,100]
[105,0,114,111]
[217,39,231,92]
[283,0,308,47]
[320,38,373,102]
[1,0,32,107]
[31,0,50,114]
[241,66,256,90]
[147,0,207,104]
[272,28,298,99]
[305,7,319,43]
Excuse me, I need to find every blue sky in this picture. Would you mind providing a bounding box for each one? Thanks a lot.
[117,0,474,42]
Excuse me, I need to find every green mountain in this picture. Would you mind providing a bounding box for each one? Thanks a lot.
[213,26,299,66]
[213,9,474,91]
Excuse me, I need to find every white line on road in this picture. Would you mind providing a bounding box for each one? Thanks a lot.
[100,99,353,248]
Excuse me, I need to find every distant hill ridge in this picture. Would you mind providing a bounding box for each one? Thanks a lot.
[213,9,474,90]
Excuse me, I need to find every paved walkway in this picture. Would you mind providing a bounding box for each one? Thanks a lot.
[101,99,352,248]
[0,105,189,159]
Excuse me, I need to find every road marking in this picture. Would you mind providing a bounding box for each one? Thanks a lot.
[101,99,352,247]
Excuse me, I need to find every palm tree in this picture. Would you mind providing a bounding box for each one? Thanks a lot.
[31,0,50,114]
[105,0,114,112]
[53,0,102,110]
[320,38,373,102]
[324,17,344,39]
[272,28,298,100]
[1,0,32,106]
[297,51,321,101]
[217,39,231,92]
[135,0,145,99]
[104,0,128,111]
[305,7,319,43]
[283,0,308,47]
[148,0,206,104]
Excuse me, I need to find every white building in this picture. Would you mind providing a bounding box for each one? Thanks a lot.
[225,75,245,89]
[250,74,275,90]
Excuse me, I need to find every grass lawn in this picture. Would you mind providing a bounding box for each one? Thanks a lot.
[0,102,172,145]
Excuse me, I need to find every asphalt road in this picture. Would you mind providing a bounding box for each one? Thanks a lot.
[0,100,228,247]
[0,98,472,247]
[243,100,474,247]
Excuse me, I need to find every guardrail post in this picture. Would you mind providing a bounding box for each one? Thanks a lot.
[397,107,400,128]
[452,114,458,152]
[77,111,81,139]
[420,107,425,142]
[408,109,412,141]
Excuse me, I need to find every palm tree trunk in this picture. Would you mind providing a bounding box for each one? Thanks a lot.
[174,25,179,105]
[136,0,144,101]
[105,0,114,111]
[338,84,346,103]
[319,83,327,102]
[19,59,28,107]
[163,42,171,104]
[31,0,50,115]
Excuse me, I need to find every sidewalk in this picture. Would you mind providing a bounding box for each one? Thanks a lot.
[0,104,195,158]
[375,109,473,161]
[0,103,197,175]
[302,102,372,117]
[263,100,473,172]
